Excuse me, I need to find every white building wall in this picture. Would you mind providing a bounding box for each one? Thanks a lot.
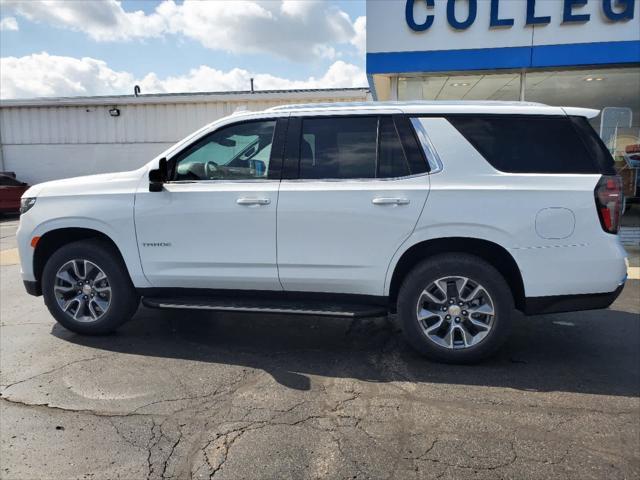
[0,89,369,184]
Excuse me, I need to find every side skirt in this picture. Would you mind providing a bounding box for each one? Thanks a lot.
[138,288,389,318]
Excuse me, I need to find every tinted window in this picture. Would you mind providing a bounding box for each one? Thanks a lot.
[569,116,616,175]
[175,120,276,180]
[378,117,411,178]
[448,116,601,174]
[397,116,430,175]
[300,117,377,179]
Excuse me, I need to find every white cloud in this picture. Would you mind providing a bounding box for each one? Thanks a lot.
[0,52,367,99]
[0,53,134,98]
[0,16,19,31]
[351,16,366,55]
[2,0,363,62]
[1,0,165,40]
[140,60,367,93]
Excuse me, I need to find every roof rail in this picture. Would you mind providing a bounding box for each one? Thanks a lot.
[267,100,549,112]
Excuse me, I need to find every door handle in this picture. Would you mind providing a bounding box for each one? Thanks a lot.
[372,197,410,206]
[236,198,271,206]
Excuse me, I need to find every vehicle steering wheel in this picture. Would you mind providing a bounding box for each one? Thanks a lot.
[205,161,219,179]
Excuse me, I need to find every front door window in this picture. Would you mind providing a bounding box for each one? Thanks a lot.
[174,120,276,181]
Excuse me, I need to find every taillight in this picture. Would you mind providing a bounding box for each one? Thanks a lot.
[594,175,623,234]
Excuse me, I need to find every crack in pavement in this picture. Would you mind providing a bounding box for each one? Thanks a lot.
[132,390,226,415]
[108,416,154,452]
[145,418,187,480]
[160,422,184,479]
[418,438,519,472]
[147,420,161,480]
[207,430,243,478]
[192,390,372,478]
[0,395,156,417]
[0,353,113,393]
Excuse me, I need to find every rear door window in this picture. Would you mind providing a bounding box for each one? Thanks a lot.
[300,117,378,179]
[378,117,411,178]
[297,116,426,180]
[447,116,604,174]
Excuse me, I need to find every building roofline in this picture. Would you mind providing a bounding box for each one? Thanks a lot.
[0,87,370,108]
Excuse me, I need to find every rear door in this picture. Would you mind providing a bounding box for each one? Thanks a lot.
[276,113,431,296]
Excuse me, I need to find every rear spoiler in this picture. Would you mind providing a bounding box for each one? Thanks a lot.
[562,107,600,119]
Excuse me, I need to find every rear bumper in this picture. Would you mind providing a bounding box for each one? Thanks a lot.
[511,237,627,298]
[23,280,41,297]
[523,282,625,315]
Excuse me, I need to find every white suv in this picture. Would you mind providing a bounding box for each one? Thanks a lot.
[16,102,628,363]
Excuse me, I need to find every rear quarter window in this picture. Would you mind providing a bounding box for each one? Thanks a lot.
[568,116,616,175]
[447,115,608,174]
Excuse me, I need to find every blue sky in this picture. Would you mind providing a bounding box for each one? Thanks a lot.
[0,0,367,98]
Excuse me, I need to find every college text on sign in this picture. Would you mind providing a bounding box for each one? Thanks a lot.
[405,0,636,32]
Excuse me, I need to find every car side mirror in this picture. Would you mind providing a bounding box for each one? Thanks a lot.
[149,158,168,192]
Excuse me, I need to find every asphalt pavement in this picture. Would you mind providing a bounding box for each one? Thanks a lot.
[1,216,639,480]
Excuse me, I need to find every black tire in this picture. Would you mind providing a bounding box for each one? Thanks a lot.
[397,253,514,364]
[42,239,139,335]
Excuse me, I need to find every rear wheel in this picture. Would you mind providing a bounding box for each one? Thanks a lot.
[42,239,139,335]
[397,254,513,363]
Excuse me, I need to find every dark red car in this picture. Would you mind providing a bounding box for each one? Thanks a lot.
[0,173,29,214]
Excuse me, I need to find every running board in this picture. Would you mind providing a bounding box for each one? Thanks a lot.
[141,297,387,318]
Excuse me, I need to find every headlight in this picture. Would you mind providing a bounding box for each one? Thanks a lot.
[20,197,37,214]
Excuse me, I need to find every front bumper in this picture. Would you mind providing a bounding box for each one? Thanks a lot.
[16,213,37,283]
[23,280,42,296]
[523,281,625,315]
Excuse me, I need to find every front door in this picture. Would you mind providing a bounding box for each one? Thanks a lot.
[277,114,431,296]
[135,118,286,290]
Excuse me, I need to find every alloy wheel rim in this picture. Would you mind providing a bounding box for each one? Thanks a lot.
[415,276,495,350]
[54,259,112,323]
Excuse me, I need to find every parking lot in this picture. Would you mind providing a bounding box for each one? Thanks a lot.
[1,216,639,480]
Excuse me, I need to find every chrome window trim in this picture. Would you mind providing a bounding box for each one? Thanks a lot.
[410,118,443,174]
[166,178,278,185]
[278,172,429,183]
[167,173,429,185]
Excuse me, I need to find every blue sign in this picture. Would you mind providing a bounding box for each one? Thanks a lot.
[366,0,640,75]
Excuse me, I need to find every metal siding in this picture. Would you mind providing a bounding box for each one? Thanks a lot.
[20,108,29,144]
[0,91,369,181]
[1,109,11,144]
[1,94,372,146]
[123,105,134,144]
[68,107,78,144]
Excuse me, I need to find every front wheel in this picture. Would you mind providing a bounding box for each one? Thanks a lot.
[42,239,139,335]
[397,254,514,364]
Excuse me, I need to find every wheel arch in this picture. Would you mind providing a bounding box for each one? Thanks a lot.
[33,227,130,291]
[387,237,525,311]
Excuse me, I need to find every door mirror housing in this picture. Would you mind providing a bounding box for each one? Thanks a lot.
[149,157,168,192]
